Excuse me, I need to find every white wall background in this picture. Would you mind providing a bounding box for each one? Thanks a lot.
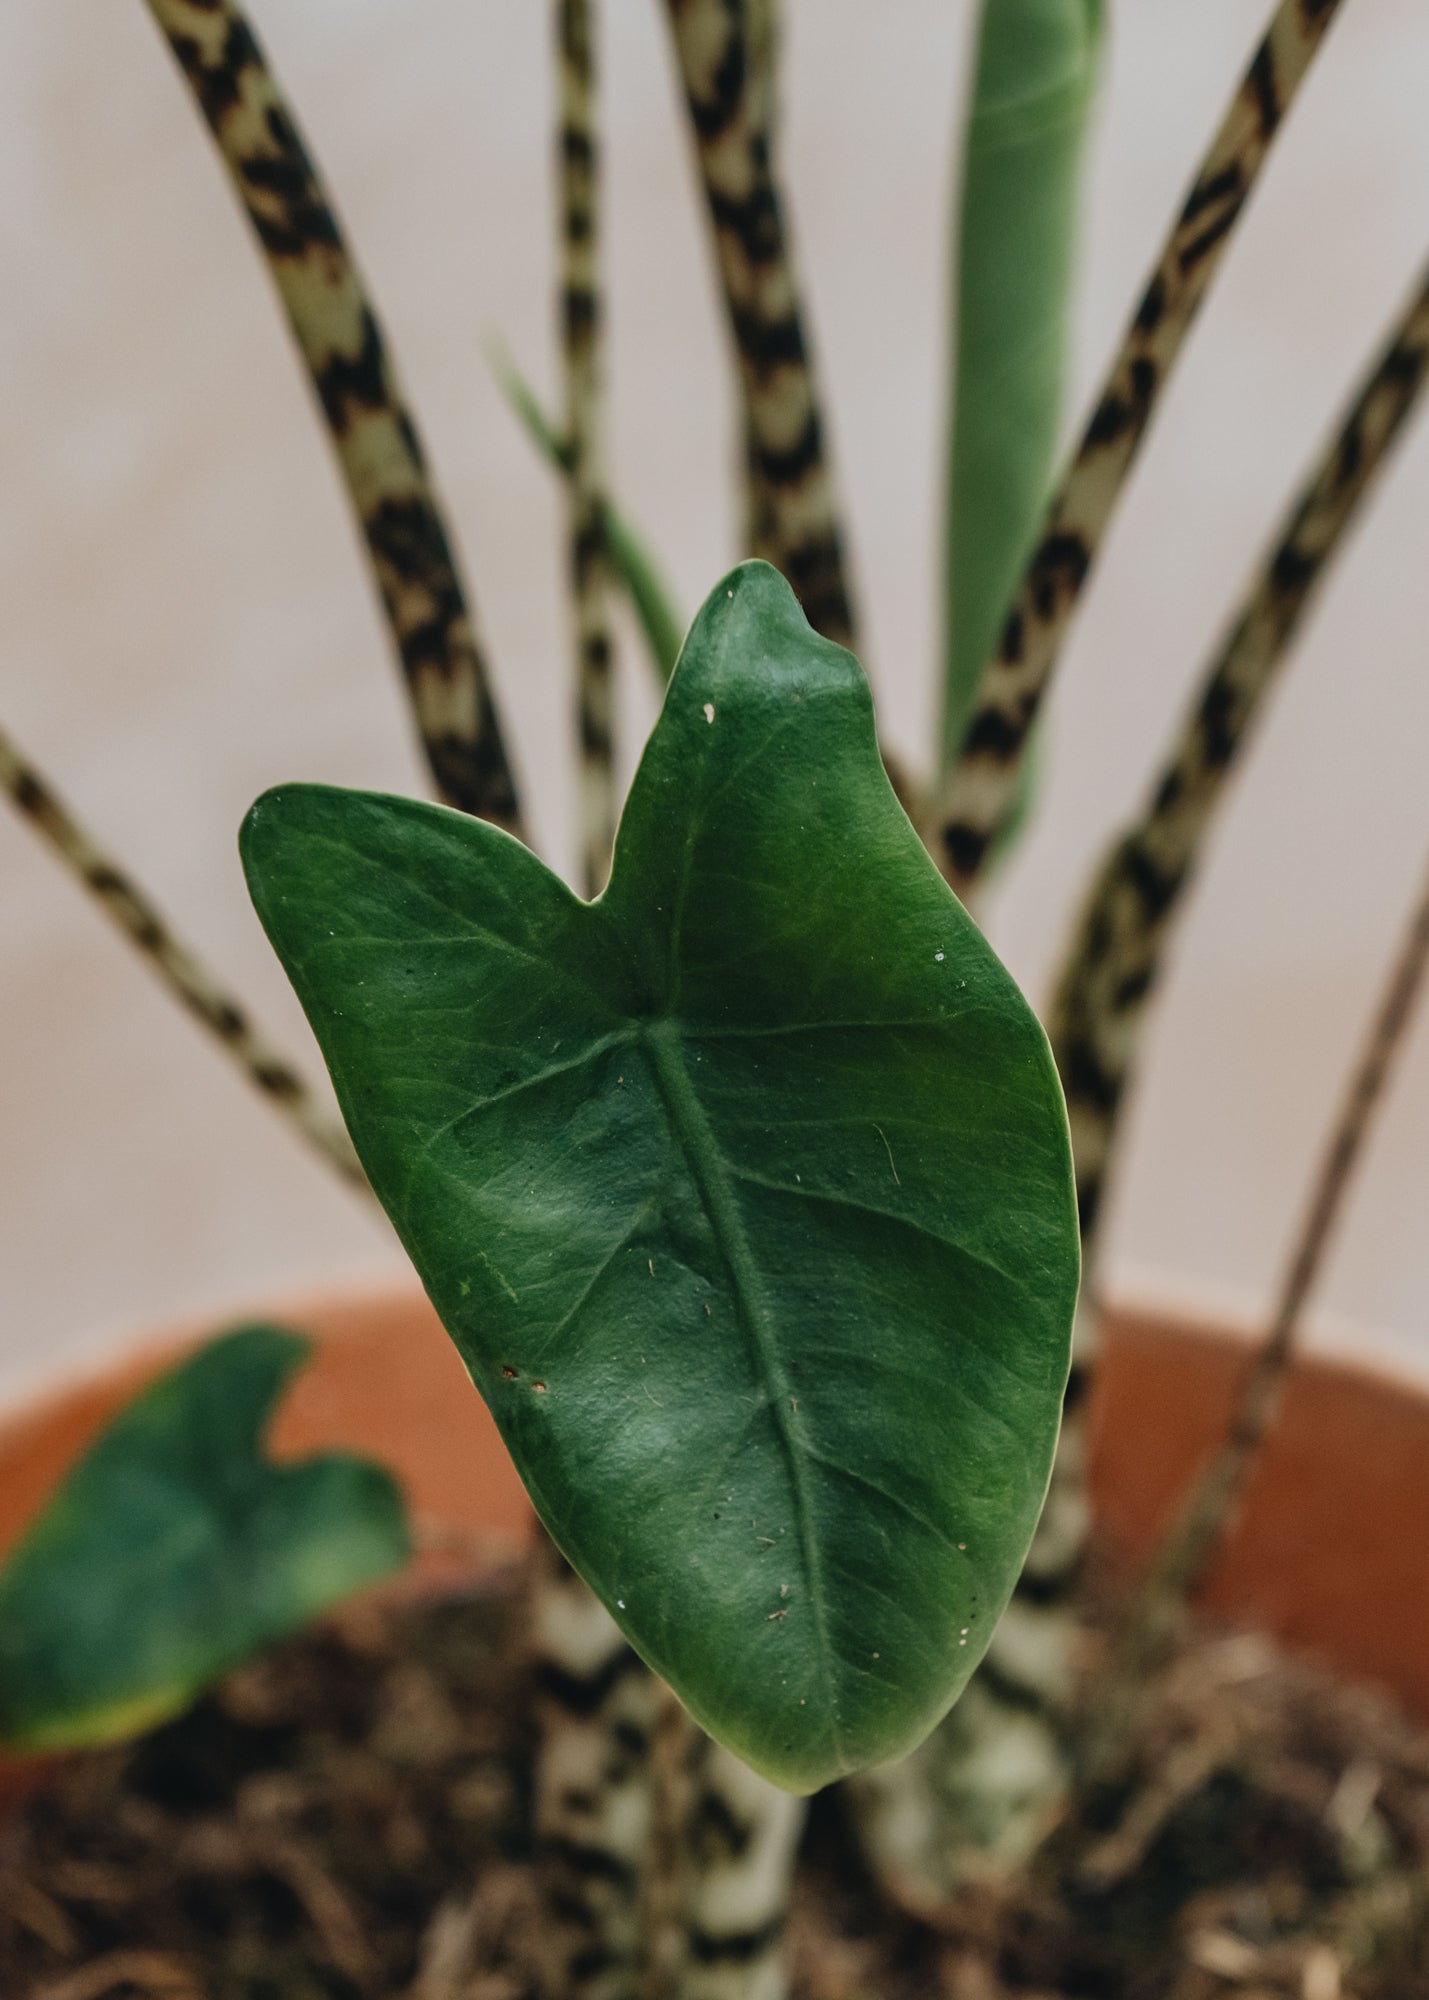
[2,0,1428,1404]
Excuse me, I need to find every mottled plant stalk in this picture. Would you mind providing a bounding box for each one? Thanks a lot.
[859,251,1429,1905]
[852,13,1377,1912]
[738,0,781,565]
[1053,255,1429,1272]
[844,1498,1085,1910]
[934,0,1346,896]
[529,16,656,1997]
[662,0,856,650]
[637,1721,804,2000]
[529,1538,659,2000]
[1080,846,1429,1792]
[144,0,522,833]
[640,1686,700,2000]
[678,1737,804,2000]
[557,0,618,895]
[0,725,365,1191]
[866,249,1429,1902]
[648,14,847,1977]
[528,1556,800,2000]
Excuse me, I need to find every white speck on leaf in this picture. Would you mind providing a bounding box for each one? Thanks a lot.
[617,1599,625,1609]
[703,702,715,724]
[934,950,945,963]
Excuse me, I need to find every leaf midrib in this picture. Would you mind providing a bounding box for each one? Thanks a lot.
[640,1017,844,1771]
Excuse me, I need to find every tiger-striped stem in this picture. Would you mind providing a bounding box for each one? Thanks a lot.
[662,0,857,651]
[662,13,912,1927]
[557,0,618,895]
[539,18,658,1994]
[529,1551,802,2000]
[1081,844,1429,1793]
[1025,257,1429,1805]
[679,1740,803,2000]
[0,725,366,1192]
[1053,253,1429,1280]
[640,16,840,1969]
[144,0,522,834]
[856,251,1429,1904]
[640,1685,700,2000]
[737,0,781,566]
[855,248,1429,1904]
[637,1721,802,2000]
[851,52,1426,1919]
[934,0,1346,896]
[529,1538,658,2000]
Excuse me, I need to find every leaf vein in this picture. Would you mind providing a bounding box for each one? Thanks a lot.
[640,1022,847,1772]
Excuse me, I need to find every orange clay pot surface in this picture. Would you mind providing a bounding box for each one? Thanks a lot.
[1,1283,1427,1797]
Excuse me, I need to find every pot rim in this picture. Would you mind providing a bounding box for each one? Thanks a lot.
[1,1273,1427,1777]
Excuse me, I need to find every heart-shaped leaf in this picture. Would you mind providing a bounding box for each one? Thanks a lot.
[242,561,1078,1792]
[0,1327,411,1752]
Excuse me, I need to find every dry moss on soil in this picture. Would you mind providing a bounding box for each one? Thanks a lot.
[1,1578,1427,2000]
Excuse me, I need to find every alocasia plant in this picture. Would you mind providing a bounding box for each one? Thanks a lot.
[7,3,1404,1991]
[242,561,1080,1791]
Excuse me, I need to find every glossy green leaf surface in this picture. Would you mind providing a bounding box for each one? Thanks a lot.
[941,0,1103,777]
[243,562,1078,1792]
[0,1328,410,1752]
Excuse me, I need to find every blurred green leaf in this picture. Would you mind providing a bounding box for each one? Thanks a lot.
[0,1327,411,1751]
[941,0,1104,784]
[487,339,686,684]
[243,562,1078,1793]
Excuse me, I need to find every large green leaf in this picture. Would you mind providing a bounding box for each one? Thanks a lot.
[242,562,1078,1792]
[941,0,1104,779]
[0,1328,411,1752]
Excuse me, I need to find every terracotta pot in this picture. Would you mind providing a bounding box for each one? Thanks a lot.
[1090,1302,1429,1721]
[2,1282,1427,1796]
